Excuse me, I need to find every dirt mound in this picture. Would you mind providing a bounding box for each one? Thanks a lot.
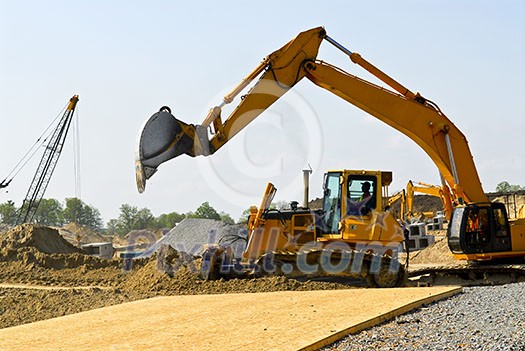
[0,224,81,255]
[57,222,107,245]
[409,230,462,265]
[0,245,355,329]
[309,198,323,209]
[412,195,443,214]
[122,246,352,295]
[0,286,134,329]
[488,194,525,219]
[0,259,123,288]
[2,246,121,270]
[0,224,121,271]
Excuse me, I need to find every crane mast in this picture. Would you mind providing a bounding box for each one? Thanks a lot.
[16,95,79,224]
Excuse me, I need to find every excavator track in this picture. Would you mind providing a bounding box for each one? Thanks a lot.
[408,263,525,286]
[254,248,406,288]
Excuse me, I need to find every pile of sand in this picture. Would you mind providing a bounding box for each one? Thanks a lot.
[0,224,118,270]
[57,222,107,246]
[489,194,525,219]
[0,224,81,255]
[409,231,459,265]
[122,247,352,295]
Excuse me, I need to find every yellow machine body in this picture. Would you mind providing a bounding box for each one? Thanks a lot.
[136,26,525,263]
[243,170,404,261]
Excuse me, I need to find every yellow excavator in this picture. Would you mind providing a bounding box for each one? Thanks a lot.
[406,180,455,222]
[386,189,406,221]
[136,27,525,285]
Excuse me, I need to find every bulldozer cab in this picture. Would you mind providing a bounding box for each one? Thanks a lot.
[322,170,392,234]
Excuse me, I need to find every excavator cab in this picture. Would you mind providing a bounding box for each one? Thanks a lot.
[448,203,513,256]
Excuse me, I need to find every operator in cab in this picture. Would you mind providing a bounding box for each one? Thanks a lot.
[347,181,373,216]
[359,181,372,203]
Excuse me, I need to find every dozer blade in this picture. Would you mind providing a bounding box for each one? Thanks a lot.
[136,106,207,193]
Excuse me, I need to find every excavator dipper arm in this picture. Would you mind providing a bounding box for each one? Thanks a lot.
[406,180,454,221]
[136,27,325,192]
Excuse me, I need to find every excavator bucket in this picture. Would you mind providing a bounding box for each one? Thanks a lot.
[136,107,204,193]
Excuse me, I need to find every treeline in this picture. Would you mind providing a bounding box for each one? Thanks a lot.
[0,198,102,229]
[0,199,235,236]
[495,181,525,193]
[106,201,234,236]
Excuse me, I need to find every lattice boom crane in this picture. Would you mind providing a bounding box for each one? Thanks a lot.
[16,95,79,224]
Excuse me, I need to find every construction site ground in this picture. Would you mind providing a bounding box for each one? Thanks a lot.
[0,223,522,350]
[0,287,460,351]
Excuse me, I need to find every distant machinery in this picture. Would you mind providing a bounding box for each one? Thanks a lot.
[15,95,79,224]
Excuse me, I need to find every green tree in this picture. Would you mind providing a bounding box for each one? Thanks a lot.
[135,208,155,229]
[0,200,18,225]
[238,207,252,224]
[83,205,103,229]
[107,204,159,236]
[155,212,185,228]
[115,204,139,235]
[63,197,103,229]
[219,211,235,224]
[63,197,83,223]
[496,181,524,193]
[34,198,64,226]
[106,218,119,235]
[190,201,221,220]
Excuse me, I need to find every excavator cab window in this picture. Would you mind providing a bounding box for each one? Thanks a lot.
[491,204,512,252]
[465,207,490,247]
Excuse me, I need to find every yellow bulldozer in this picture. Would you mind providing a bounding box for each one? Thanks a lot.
[233,170,407,287]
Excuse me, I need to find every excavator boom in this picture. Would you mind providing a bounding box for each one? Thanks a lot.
[303,61,486,204]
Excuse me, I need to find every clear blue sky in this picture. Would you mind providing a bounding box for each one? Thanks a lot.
[1,1,524,224]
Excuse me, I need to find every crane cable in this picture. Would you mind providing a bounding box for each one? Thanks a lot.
[72,106,81,199]
[1,104,68,189]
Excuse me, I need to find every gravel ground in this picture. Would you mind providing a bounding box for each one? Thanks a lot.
[322,282,525,351]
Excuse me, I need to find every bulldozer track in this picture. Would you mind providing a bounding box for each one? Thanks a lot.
[255,247,406,288]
